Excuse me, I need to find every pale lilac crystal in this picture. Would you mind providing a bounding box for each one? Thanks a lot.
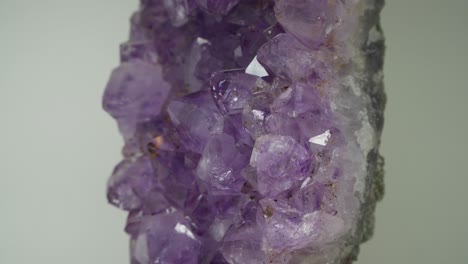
[257,33,323,81]
[120,41,157,64]
[224,1,280,67]
[265,112,301,140]
[184,38,210,94]
[163,0,190,27]
[308,127,346,167]
[167,91,224,153]
[107,156,154,211]
[131,212,202,264]
[291,181,337,215]
[103,61,170,137]
[274,0,340,49]
[103,0,385,263]
[196,133,249,195]
[210,71,264,115]
[223,114,254,146]
[257,198,316,251]
[257,197,345,253]
[195,0,240,15]
[268,82,334,144]
[221,223,266,263]
[242,91,273,139]
[250,135,312,197]
[271,82,325,117]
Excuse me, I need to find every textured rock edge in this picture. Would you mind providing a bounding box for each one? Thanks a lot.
[346,0,386,262]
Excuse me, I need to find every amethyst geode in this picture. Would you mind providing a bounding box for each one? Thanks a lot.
[103,0,385,263]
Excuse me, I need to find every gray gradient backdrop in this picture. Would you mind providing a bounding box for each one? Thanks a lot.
[1,0,467,263]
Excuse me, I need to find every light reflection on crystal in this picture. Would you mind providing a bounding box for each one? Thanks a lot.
[174,223,197,240]
[309,129,332,146]
[245,56,269,77]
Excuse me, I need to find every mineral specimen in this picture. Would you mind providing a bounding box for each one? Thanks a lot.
[103,0,386,263]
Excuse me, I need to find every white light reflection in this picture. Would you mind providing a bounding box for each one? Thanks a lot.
[308,129,332,146]
[174,223,196,240]
[245,56,269,77]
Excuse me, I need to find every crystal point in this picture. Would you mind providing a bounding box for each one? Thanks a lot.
[250,134,312,197]
[195,0,240,15]
[103,61,170,137]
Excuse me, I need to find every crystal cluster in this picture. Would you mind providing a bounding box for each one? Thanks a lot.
[103,0,385,263]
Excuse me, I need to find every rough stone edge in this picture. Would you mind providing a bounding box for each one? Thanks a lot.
[343,0,386,263]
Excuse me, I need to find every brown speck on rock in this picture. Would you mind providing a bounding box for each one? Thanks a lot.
[263,205,274,218]
[326,32,335,49]
[241,182,253,194]
[248,24,257,32]
[253,86,263,92]
[325,181,337,198]
[324,181,336,188]
[162,115,171,123]
[147,142,159,158]
[316,80,326,97]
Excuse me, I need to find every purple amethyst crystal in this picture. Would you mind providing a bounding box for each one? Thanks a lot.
[196,0,240,15]
[257,33,320,81]
[274,0,341,49]
[131,211,203,263]
[210,71,263,115]
[250,135,312,197]
[103,0,385,263]
[196,133,249,194]
[103,60,171,138]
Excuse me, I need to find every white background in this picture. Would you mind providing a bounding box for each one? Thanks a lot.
[1,0,467,263]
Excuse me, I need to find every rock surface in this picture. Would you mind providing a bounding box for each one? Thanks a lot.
[103,0,386,263]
